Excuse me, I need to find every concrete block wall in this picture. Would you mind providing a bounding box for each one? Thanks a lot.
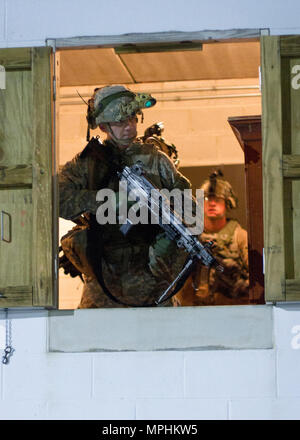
[1,0,300,420]
[0,306,300,419]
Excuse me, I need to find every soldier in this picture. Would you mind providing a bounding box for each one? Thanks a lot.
[59,85,190,308]
[174,170,249,306]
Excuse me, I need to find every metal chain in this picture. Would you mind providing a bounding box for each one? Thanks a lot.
[2,308,14,365]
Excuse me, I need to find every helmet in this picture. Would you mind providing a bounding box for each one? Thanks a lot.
[86,85,156,129]
[200,170,238,209]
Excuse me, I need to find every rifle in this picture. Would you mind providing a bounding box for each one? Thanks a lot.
[117,161,223,304]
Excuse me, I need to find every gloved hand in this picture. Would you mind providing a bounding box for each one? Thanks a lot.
[153,232,177,258]
[149,232,178,276]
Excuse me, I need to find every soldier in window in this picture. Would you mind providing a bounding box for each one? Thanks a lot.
[58,85,190,308]
[174,171,249,306]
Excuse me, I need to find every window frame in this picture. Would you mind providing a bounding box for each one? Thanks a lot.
[48,28,294,352]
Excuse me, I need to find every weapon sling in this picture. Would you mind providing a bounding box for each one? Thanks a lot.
[86,217,196,307]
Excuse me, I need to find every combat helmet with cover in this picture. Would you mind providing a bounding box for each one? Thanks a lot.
[200,170,238,209]
[86,85,156,141]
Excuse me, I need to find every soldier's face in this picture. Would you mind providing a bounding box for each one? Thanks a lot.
[108,116,137,142]
[204,196,226,219]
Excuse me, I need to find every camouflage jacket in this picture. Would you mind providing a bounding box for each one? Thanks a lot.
[59,137,190,307]
[174,219,249,306]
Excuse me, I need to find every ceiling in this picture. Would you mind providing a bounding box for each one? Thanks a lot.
[59,40,260,87]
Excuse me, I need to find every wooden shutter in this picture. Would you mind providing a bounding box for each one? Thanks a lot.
[0,47,55,307]
[262,36,300,301]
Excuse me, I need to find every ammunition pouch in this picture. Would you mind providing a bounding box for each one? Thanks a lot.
[59,216,97,280]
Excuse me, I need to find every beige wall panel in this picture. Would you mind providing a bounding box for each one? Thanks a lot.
[119,41,260,82]
[60,48,134,86]
[59,79,261,167]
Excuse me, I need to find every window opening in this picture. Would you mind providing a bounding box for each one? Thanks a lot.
[56,39,262,310]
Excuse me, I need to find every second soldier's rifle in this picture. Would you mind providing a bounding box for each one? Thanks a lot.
[117,161,224,304]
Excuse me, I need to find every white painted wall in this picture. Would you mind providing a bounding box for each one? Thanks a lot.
[1,0,300,48]
[0,305,300,420]
[1,0,300,420]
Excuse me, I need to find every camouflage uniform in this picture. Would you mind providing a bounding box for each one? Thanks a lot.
[174,172,249,306]
[59,137,189,308]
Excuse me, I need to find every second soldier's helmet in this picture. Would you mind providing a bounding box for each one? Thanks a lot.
[86,85,156,129]
[200,170,238,209]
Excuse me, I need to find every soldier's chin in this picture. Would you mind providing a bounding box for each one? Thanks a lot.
[207,213,223,219]
[115,134,136,146]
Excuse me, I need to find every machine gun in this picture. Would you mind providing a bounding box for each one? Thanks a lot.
[117,161,223,304]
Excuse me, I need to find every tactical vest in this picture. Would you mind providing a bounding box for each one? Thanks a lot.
[193,219,244,296]
[201,219,239,259]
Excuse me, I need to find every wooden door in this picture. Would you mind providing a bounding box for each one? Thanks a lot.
[0,47,55,307]
[261,36,300,301]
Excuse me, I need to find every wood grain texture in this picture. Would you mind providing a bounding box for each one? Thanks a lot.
[280,36,300,57]
[0,70,33,166]
[290,57,300,281]
[282,154,300,178]
[281,57,294,279]
[54,52,60,308]
[31,46,55,307]
[261,36,286,301]
[0,47,31,69]
[0,49,34,308]
[286,279,300,300]
[0,189,33,288]
[0,47,54,309]
[0,286,32,307]
[0,165,32,187]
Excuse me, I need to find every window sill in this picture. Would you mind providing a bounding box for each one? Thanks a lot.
[48,304,273,352]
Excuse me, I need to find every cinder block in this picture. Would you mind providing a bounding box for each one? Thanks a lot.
[277,349,300,397]
[185,350,276,398]
[47,399,136,420]
[230,398,300,420]
[0,400,48,420]
[3,311,48,354]
[273,304,300,350]
[93,352,184,399]
[3,353,93,400]
[136,398,228,420]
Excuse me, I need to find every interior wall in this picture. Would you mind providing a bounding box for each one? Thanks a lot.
[59,78,261,167]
